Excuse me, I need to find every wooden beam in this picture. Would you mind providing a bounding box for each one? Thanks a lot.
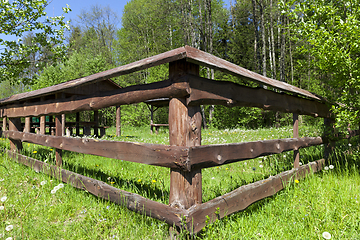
[3,80,190,118]
[188,137,324,169]
[76,112,80,136]
[8,118,22,152]
[2,116,6,131]
[4,149,186,228]
[169,60,202,210]
[186,159,325,234]
[186,75,331,118]
[293,113,300,168]
[3,130,190,170]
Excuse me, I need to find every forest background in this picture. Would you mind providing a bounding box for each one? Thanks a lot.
[1,0,359,131]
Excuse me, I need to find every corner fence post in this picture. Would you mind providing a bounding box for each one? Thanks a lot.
[324,118,335,163]
[168,60,202,212]
[293,113,300,168]
[9,118,23,152]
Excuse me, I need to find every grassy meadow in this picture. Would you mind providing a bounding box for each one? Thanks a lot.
[0,124,360,239]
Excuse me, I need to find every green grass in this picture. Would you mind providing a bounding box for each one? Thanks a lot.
[0,124,359,239]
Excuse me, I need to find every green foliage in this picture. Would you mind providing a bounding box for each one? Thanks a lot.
[0,0,71,84]
[284,0,360,131]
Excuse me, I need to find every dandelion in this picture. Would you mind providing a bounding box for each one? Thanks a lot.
[33,151,37,154]
[1,196,7,202]
[27,143,30,146]
[152,180,156,183]
[226,168,229,170]
[324,166,329,170]
[295,179,299,183]
[322,232,331,239]
[0,206,4,210]
[110,182,115,184]
[137,179,141,182]
[5,225,13,231]
[50,149,53,151]
[329,165,334,169]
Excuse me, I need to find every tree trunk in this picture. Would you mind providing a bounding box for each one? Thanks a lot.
[270,0,276,79]
[260,0,266,77]
[280,15,286,82]
[252,0,261,73]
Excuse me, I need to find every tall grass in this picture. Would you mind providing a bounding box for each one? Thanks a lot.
[0,125,359,239]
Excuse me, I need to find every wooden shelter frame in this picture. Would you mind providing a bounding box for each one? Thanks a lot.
[0,46,357,234]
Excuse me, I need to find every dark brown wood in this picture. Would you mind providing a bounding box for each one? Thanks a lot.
[186,159,325,234]
[186,75,331,118]
[324,118,335,161]
[169,60,202,210]
[24,117,31,133]
[183,46,322,101]
[116,106,121,137]
[94,111,99,137]
[188,137,324,169]
[40,116,46,135]
[293,113,300,168]
[3,80,190,118]
[55,114,62,166]
[3,130,190,170]
[4,149,186,228]
[8,118,22,152]
[150,105,154,134]
[76,112,80,136]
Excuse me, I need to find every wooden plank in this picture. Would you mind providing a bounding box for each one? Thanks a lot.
[3,130,190,170]
[169,60,202,210]
[4,149,186,228]
[186,75,331,118]
[186,159,325,234]
[0,47,188,105]
[184,46,322,101]
[188,137,324,169]
[40,116,46,135]
[293,113,300,168]
[8,118,22,152]
[2,80,190,118]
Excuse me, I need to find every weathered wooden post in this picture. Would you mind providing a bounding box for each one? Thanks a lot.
[293,113,300,168]
[324,118,335,163]
[55,94,63,166]
[94,110,99,137]
[40,115,46,135]
[76,112,80,136]
[9,118,22,152]
[24,117,31,133]
[2,117,6,135]
[168,60,202,212]
[116,106,121,137]
[61,114,66,136]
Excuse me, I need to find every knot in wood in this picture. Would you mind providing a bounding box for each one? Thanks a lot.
[217,155,222,161]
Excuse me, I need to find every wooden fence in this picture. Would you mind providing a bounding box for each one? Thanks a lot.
[0,46,357,234]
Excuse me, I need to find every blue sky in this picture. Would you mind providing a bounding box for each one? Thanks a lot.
[1,0,232,44]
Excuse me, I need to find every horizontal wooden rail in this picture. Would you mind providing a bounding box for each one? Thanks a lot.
[187,75,331,118]
[186,159,325,234]
[188,137,324,169]
[3,149,186,228]
[3,131,190,170]
[1,80,189,118]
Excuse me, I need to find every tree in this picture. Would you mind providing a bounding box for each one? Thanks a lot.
[0,0,71,84]
[284,0,360,130]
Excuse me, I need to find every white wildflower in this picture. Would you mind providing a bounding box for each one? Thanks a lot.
[40,181,47,186]
[322,231,331,239]
[329,165,334,169]
[1,196,7,202]
[5,225,13,231]
[58,183,64,188]
[259,165,263,168]
[51,189,57,194]
[6,237,13,240]
[324,166,329,170]
[53,186,60,191]
[0,206,4,210]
